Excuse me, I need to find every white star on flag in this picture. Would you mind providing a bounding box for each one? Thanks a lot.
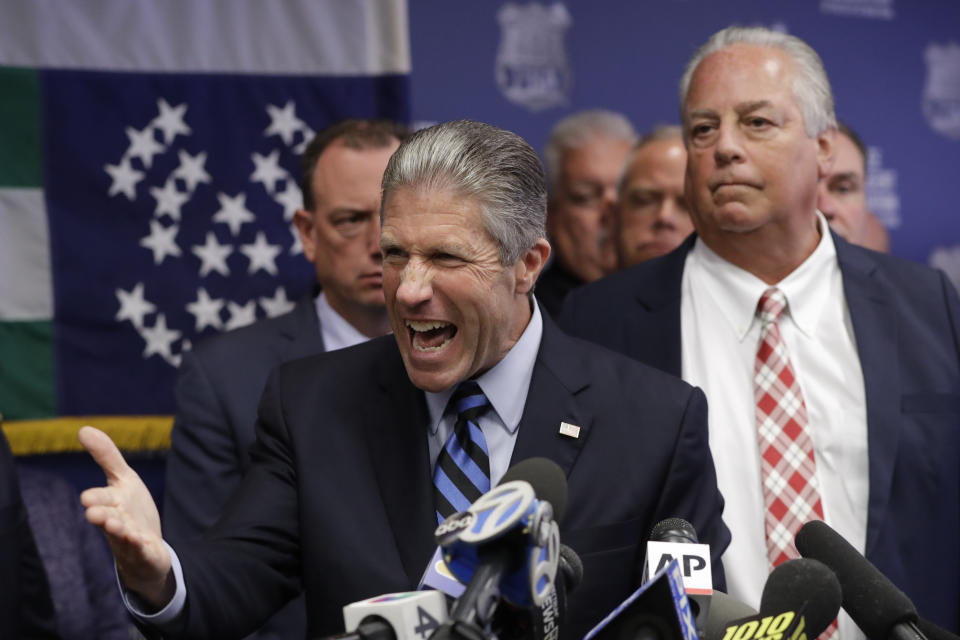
[240,231,282,275]
[186,287,225,331]
[140,219,182,265]
[225,300,258,330]
[274,182,303,222]
[289,224,304,255]
[264,100,305,146]
[250,150,288,194]
[125,125,165,169]
[149,179,190,220]
[115,282,156,328]
[260,286,295,318]
[152,98,192,144]
[140,313,182,360]
[212,192,256,236]
[105,156,145,201]
[173,149,212,192]
[294,125,315,155]
[191,232,233,277]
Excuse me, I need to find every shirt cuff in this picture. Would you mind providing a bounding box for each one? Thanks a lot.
[117,540,188,625]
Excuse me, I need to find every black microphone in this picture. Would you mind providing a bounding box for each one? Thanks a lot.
[702,593,758,640]
[641,518,713,636]
[759,558,842,637]
[916,619,960,640]
[795,520,928,640]
[433,457,568,639]
[708,558,842,640]
[493,543,583,640]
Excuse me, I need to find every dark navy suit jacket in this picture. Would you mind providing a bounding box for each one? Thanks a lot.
[559,233,960,632]
[163,293,324,640]
[165,313,730,640]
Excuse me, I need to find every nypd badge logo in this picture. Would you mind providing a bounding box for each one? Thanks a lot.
[495,2,572,112]
[923,42,960,140]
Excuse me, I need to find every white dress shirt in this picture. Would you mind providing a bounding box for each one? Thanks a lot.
[315,291,377,351]
[680,214,868,640]
[123,299,545,625]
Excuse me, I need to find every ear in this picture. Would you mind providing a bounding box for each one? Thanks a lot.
[293,209,318,263]
[815,127,836,179]
[514,238,551,296]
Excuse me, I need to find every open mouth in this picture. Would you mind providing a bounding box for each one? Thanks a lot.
[406,320,457,352]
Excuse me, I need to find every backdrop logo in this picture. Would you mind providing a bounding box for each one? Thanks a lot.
[495,2,571,112]
[923,43,960,140]
[819,0,894,20]
[929,245,960,294]
[865,147,901,229]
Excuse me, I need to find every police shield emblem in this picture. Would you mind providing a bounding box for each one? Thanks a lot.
[495,2,572,112]
[923,43,960,140]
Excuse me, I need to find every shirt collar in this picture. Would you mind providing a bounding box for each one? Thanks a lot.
[425,299,544,435]
[314,291,370,351]
[687,211,838,341]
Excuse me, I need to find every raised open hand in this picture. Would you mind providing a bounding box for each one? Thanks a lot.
[79,425,175,608]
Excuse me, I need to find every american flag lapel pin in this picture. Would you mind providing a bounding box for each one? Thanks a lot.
[559,422,580,439]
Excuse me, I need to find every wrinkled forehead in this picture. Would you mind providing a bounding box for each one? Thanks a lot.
[686,44,798,112]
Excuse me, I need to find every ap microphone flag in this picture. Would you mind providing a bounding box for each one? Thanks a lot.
[584,558,698,640]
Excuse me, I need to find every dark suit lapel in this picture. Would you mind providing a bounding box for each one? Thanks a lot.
[512,314,592,476]
[623,237,690,377]
[836,236,899,557]
[277,292,326,361]
[364,342,437,586]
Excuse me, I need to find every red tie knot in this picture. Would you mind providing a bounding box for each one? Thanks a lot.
[757,287,788,325]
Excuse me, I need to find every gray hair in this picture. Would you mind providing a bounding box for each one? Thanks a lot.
[544,109,637,192]
[617,125,684,197]
[678,26,836,137]
[380,120,546,265]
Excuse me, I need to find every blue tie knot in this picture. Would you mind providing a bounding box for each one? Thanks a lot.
[451,381,491,418]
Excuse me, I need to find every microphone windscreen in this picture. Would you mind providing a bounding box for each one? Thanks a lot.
[499,457,568,524]
[649,517,699,544]
[795,520,918,640]
[759,558,842,638]
[703,591,759,640]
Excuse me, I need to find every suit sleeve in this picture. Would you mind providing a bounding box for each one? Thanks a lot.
[163,349,245,544]
[169,365,303,640]
[0,433,59,639]
[652,386,731,590]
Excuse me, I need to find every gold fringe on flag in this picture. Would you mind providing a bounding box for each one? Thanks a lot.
[2,416,173,455]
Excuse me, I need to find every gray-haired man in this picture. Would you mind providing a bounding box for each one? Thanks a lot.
[79,120,729,640]
[561,27,960,635]
[538,110,636,315]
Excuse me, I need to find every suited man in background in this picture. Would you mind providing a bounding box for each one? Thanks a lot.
[818,122,889,253]
[536,110,636,316]
[560,26,960,634]
[615,125,694,269]
[81,119,729,640]
[162,118,404,639]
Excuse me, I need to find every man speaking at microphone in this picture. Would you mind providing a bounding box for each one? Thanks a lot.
[78,119,730,640]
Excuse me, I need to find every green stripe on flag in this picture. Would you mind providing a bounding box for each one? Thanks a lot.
[0,320,55,420]
[0,67,42,188]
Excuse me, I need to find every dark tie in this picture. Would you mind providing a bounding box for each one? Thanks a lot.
[433,381,492,523]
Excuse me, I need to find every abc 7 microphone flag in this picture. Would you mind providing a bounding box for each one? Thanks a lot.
[435,479,561,609]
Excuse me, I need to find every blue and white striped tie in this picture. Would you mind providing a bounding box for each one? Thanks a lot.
[433,381,491,523]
